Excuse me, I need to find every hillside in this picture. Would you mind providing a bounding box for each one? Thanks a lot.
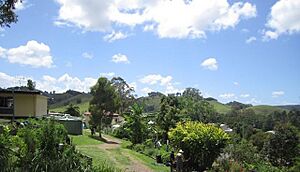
[47,90,92,109]
[207,100,231,114]
[246,105,285,116]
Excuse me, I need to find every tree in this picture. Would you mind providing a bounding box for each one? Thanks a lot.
[263,124,299,167]
[64,104,80,117]
[89,77,119,137]
[111,77,135,114]
[169,121,229,171]
[157,95,179,143]
[125,103,146,144]
[0,0,21,27]
[26,79,36,90]
[182,87,203,101]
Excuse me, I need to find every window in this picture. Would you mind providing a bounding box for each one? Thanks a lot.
[0,97,13,108]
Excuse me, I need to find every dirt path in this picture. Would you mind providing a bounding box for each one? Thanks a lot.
[96,135,153,172]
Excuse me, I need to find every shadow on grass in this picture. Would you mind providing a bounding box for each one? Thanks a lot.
[88,135,119,144]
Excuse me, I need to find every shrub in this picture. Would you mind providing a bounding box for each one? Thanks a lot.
[169,121,229,171]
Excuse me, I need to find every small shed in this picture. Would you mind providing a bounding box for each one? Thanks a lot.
[50,114,83,135]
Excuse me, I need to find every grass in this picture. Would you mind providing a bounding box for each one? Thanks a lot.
[247,105,285,116]
[208,100,231,114]
[50,101,90,114]
[71,131,169,172]
[123,149,169,172]
[70,131,103,146]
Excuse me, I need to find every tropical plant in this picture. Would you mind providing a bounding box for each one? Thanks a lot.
[65,104,81,117]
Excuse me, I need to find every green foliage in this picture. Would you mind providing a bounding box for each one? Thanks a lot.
[90,77,120,137]
[263,124,299,167]
[0,119,98,171]
[0,125,15,171]
[64,104,81,117]
[157,95,180,142]
[125,103,146,144]
[169,121,229,171]
[0,0,19,27]
[26,79,36,90]
[111,77,135,114]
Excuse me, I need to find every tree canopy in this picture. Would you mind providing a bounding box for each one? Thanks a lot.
[89,77,119,137]
[0,0,20,27]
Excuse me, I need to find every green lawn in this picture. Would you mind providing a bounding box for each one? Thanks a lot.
[70,130,103,146]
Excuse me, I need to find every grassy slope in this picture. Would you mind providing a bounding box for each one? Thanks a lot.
[246,105,285,116]
[50,101,89,114]
[208,100,231,114]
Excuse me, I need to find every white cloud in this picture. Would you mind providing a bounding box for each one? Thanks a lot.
[139,74,182,95]
[240,94,250,98]
[140,74,172,86]
[201,58,218,71]
[112,53,130,64]
[141,87,154,95]
[233,82,239,86]
[82,52,93,59]
[55,0,256,39]
[264,0,300,40]
[15,0,29,11]
[219,93,235,99]
[0,40,54,68]
[103,31,128,42]
[129,82,137,91]
[0,72,97,93]
[99,72,115,78]
[272,91,285,98]
[246,36,256,43]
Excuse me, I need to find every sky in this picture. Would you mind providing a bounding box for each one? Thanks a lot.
[0,0,300,105]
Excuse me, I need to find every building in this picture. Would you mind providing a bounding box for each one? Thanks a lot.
[0,88,48,118]
[48,114,83,135]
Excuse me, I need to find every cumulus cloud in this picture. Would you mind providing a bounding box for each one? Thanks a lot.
[141,87,154,95]
[0,72,97,93]
[139,74,183,95]
[112,53,130,64]
[272,91,284,98]
[264,0,300,40]
[82,52,93,59]
[246,36,256,43]
[55,0,256,39]
[140,74,172,86]
[233,82,239,86]
[219,93,235,99]
[103,31,128,42]
[201,58,218,71]
[0,40,54,68]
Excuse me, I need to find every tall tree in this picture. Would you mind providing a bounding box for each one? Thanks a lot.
[125,103,146,144]
[0,0,20,27]
[157,95,179,143]
[26,79,36,90]
[64,104,80,117]
[111,77,135,114]
[182,87,203,101]
[89,77,119,137]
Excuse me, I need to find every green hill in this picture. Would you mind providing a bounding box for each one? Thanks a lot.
[49,101,90,114]
[208,100,231,114]
[246,105,285,116]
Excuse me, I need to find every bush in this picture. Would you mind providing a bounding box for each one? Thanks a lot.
[169,121,229,171]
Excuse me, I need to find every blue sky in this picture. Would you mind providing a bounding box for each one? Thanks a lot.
[0,0,299,105]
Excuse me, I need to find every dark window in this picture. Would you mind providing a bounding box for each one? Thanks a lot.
[0,97,13,108]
